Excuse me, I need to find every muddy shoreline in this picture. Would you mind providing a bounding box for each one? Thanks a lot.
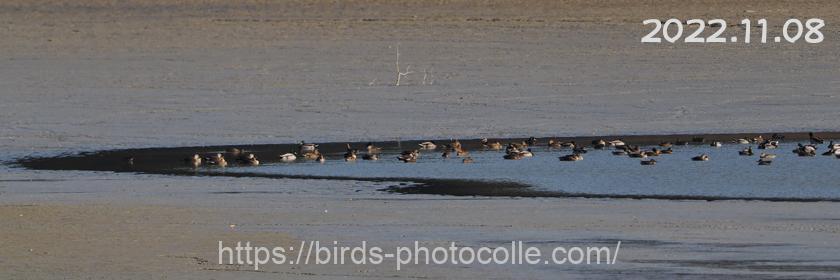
[15,131,840,202]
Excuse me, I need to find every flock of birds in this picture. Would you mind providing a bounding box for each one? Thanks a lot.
[182,132,840,168]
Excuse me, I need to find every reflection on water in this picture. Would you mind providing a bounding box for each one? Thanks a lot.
[228,142,840,199]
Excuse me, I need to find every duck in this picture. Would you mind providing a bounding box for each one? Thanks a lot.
[752,135,765,143]
[739,147,754,156]
[758,140,779,149]
[794,143,817,156]
[503,152,523,160]
[809,132,824,144]
[572,146,588,154]
[640,159,657,165]
[298,141,318,153]
[366,142,382,154]
[525,137,538,147]
[505,143,521,154]
[547,139,564,149]
[508,142,527,152]
[518,149,533,157]
[710,141,722,147]
[240,154,260,166]
[419,141,437,150]
[735,138,750,144]
[302,149,322,160]
[399,150,420,162]
[760,153,776,160]
[344,150,357,161]
[398,154,417,163]
[757,159,772,165]
[659,142,673,148]
[691,154,710,161]
[451,139,463,150]
[362,153,379,161]
[592,139,608,149]
[226,147,242,156]
[185,154,202,167]
[827,141,840,150]
[628,152,647,158]
[560,141,576,149]
[462,157,474,164]
[456,148,470,157]
[316,154,326,163]
[278,153,297,162]
[207,153,228,167]
[612,150,628,156]
[207,153,224,161]
[481,138,503,151]
[644,148,661,157]
[441,150,451,158]
[559,153,583,161]
[660,148,673,154]
[609,140,626,147]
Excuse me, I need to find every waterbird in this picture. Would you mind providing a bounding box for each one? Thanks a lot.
[419,141,437,150]
[462,157,474,164]
[644,148,661,157]
[207,153,227,167]
[739,147,754,156]
[758,140,779,149]
[302,149,322,160]
[809,132,824,144]
[794,144,817,157]
[503,152,523,160]
[559,153,583,161]
[240,154,260,166]
[660,148,673,154]
[344,149,357,161]
[757,159,772,165]
[298,141,318,153]
[710,141,722,147]
[609,139,626,147]
[362,153,378,161]
[735,138,750,144]
[278,153,297,162]
[366,142,382,154]
[640,159,657,165]
[547,139,563,149]
[691,154,710,161]
[760,153,776,160]
[572,146,588,154]
[399,150,419,162]
[481,138,503,150]
[592,139,608,149]
[628,152,647,158]
[185,154,202,167]
[226,147,242,156]
[525,137,538,147]
[316,154,326,163]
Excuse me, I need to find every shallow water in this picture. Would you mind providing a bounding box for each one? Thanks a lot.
[227,141,840,200]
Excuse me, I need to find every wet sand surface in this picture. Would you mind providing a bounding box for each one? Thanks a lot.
[2,1,840,279]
